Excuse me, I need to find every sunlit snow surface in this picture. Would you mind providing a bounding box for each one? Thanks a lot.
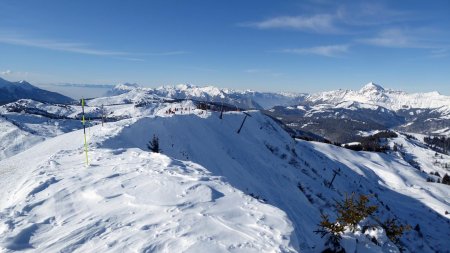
[0,95,449,252]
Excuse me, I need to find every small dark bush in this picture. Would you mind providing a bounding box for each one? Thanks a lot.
[147,134,161,153]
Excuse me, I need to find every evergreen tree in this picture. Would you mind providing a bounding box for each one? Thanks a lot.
[393,143,398,152]
[147,134,161,153]
[442,174,450,185]
[315,193,378,251]
[316,193,410,250]
[381,218,411,244]
[335,193,377,232]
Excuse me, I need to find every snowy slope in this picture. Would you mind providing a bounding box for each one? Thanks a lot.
[98,111,449,252]
[0,94,179,161]
[0,117,44,160]
[0,100,85,160]
[0,120,297,253]
[0,100,449,252]
[388,133,450,177]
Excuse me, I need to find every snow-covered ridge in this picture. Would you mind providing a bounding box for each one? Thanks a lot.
[0,99,449,252]
[0,114,298,252]
[105,83,307,109]
[306,82,450,111]
[105,82,140,96]
[104,81,449,112]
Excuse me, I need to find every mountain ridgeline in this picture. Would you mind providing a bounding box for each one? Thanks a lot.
[1,78,449,143]
[105,81,450,143]
[265,82,450,143]
[0,77,74,105]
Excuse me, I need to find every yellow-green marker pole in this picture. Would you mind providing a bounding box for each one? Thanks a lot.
[81,98,89,165]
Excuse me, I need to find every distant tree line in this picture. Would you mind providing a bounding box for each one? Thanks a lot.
[423,136,450,155]
[294,130,400,153]
[343,131,398,152]
[427,172,450,185]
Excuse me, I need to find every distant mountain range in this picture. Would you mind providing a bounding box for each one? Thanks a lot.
[0,77,74,105]
[105,81,449,110]
[101,81,450,141]
[0,82,448,252]
[304,82,450,110]
[106,82,307,109]
[2,78,449,141]
[266,83,450,142]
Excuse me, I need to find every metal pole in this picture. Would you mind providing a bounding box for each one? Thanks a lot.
[328,168,340,188]
[219,101,224,119]
[81,99,89,165]
[237,115,248,134]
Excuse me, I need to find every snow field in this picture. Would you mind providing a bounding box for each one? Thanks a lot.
[0,116,297,253]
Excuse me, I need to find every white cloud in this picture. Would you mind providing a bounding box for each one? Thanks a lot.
[356,28,450,58]
[336,3,412,26]
[241,3,415,34]
[241,14,338,33]
[1,69,13,75]
[0,33,187,60]
[281,44,349,57]
[0,34,128,56]
[0,69,33,81]
[358,29,416,48]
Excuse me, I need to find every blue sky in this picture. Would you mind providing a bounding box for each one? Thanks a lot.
[1,0,449,94]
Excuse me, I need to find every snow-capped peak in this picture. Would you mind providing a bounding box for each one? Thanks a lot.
[173,83,197,90]
[115,82,139,90]
[306,82,450,111]
[359,82,385,93]
[106,82,140,96]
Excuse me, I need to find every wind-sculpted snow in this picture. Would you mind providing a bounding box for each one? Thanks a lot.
[101,111,449,252]
[0,103,449,252]
[0,117,297,253]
